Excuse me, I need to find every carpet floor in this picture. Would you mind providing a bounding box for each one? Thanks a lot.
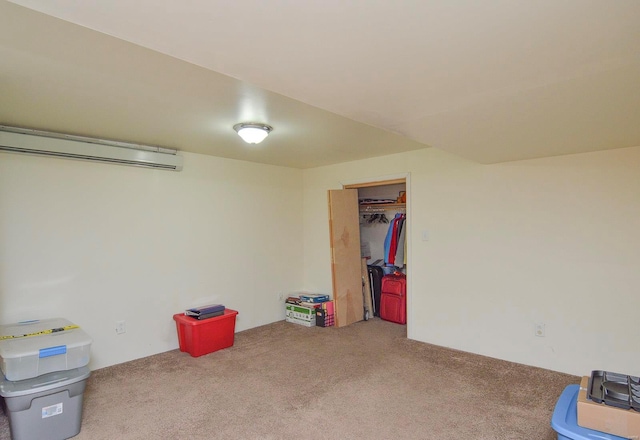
[0,318,578,439]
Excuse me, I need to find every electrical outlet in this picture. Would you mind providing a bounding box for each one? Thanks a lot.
[535,323,545,337]
[277,293,286,302]
[115,320,126,335]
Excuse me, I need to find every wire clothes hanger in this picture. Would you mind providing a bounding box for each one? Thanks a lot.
[361,213,390,224]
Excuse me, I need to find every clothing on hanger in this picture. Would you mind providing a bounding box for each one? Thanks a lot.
[384,213,405,267]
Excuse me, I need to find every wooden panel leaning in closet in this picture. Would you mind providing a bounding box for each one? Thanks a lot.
[328,189,364,328]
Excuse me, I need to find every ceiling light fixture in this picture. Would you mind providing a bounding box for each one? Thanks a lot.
[233,123,273,144]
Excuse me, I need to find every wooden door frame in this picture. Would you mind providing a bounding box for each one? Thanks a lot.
[340,173,412,339]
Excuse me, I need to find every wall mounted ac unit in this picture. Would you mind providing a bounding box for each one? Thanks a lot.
[0,125,183,171]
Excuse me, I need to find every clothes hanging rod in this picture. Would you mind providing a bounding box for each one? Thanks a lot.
[359,203,405,212]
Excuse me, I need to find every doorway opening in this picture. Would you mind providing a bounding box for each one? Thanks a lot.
[328,174,410,332]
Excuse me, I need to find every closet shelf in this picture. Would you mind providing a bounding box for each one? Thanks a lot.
[359,203,406,212]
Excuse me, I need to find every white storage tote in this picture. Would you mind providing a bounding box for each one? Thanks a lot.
[0,318,92,381]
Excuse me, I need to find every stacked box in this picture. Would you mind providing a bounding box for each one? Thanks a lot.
[0,318,92,381]
[0,367,90,440]
[0,318,92,440]
[577,375,640,439]
[285,304,316,327]
[551,384,625,440]
[315,309,335,327]
[314,300,335,327]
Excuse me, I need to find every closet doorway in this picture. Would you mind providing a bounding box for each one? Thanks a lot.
[328,176,409,329]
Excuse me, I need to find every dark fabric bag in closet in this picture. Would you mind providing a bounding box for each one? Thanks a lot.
[367,265,384,317]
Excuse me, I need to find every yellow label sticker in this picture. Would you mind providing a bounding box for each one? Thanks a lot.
[0,324,79,340]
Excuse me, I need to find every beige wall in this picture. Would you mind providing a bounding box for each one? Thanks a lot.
[0,151,304,369]
[2,143,638,376]
[302,146,640,376]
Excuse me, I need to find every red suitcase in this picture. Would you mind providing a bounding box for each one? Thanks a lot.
[380,272,407,324]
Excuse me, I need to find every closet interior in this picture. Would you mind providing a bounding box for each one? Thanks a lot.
[358,183,407,273]
[356,182,407,322]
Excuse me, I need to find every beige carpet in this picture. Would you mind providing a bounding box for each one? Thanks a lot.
[1,318,577,439]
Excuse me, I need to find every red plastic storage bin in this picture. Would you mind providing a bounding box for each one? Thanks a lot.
[173,309,238,357]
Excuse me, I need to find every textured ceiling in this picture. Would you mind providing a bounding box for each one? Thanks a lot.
[2,0,640,168]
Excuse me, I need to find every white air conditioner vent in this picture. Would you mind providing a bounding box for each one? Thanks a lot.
[0,125,183,171]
